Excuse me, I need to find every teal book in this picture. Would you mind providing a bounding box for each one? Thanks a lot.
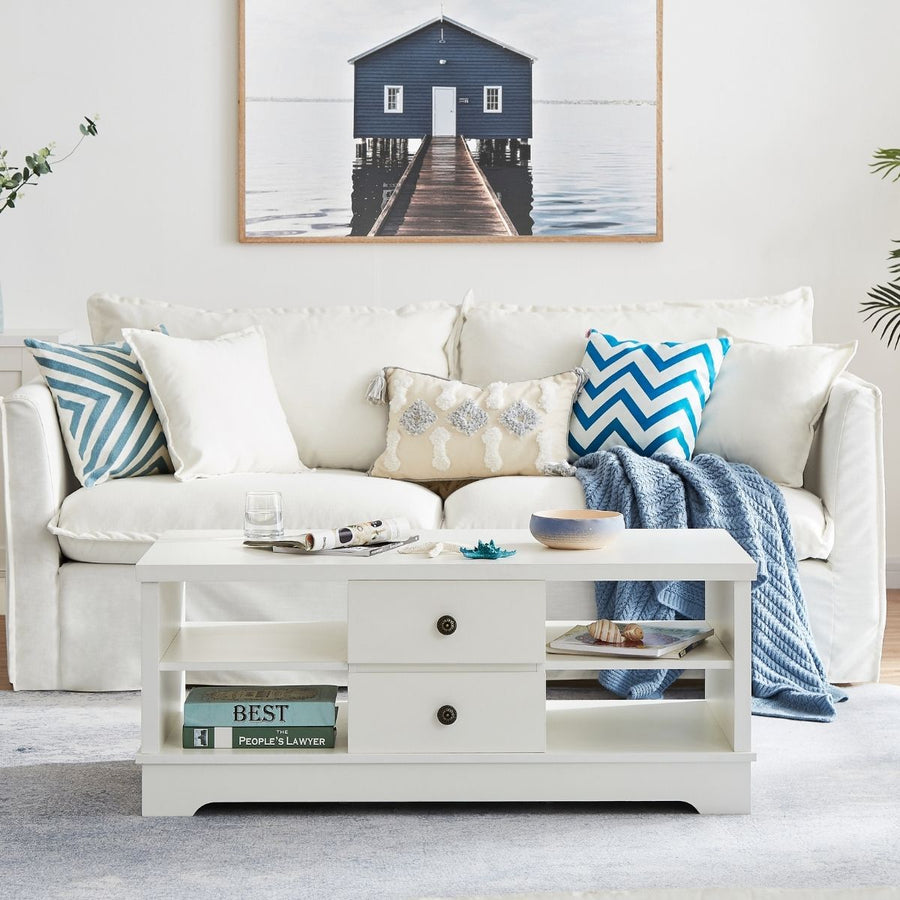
[183,725,336,749]
[183,685,339,727]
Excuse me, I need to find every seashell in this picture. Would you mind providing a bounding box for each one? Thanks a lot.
[622,623,644,642]
[587,619,624,644]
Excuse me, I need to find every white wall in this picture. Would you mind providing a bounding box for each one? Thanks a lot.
[1,0,898,560]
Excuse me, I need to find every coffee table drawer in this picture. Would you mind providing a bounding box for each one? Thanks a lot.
[347,580,545,664]
[348,670,545,754]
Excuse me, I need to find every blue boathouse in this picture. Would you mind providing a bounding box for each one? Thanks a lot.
[348,16,535,141]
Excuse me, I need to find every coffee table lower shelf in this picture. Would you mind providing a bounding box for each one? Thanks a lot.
[137,700,754,816]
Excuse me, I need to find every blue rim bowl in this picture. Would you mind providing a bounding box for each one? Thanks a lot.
[529,509,625,550]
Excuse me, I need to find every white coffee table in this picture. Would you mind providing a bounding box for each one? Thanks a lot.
[135,528,756,816]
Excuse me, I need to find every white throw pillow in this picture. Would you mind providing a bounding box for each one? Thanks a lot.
[693,334,857,487]
[123,326,305,480]
[459,287,815,384]
[89,293,462,471]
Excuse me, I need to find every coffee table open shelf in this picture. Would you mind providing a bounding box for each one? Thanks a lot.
[136,528,756,816]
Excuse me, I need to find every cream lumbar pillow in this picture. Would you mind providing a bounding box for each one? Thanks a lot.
[369,367,584,481]
[693,333,857,487]
[123,326,305,480]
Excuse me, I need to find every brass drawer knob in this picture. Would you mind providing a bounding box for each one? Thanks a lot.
[436,704,457,725]
[436,615,457,636]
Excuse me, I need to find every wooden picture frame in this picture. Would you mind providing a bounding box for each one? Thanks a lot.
[239,0,662,243]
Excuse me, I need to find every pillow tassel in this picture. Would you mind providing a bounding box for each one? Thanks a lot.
[573,366,588,394]
[541,461,576,477]
[366,369,387,405]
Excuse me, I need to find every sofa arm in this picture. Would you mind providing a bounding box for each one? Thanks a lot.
[804,373,886,681]
[1,380,77,688]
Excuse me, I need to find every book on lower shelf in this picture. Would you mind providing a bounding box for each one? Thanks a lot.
[547,621,714,659]
[183,724,337,749]
[183,684,339,727]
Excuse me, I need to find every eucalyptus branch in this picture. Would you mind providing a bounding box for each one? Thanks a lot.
[51,133,87,165]
[0,116,98,214]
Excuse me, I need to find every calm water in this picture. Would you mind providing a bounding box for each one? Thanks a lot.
[244,100,656,238]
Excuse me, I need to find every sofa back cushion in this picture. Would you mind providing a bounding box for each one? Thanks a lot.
[459,287,814,384]
[88,293,460,471]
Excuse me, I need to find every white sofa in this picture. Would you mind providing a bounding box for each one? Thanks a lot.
[1,289,886,690]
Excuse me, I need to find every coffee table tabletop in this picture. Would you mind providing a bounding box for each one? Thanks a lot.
[135,528,757,583]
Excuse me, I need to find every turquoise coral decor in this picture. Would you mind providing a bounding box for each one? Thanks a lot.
[459,540,516,559]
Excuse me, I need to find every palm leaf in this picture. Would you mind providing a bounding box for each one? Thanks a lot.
[871,148,900,181]
[889,241,900,275]
[860,280,900,349]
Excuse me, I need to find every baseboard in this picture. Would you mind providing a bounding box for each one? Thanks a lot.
[888,557,900,590]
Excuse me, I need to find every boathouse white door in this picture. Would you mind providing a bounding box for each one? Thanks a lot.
[432,87,457,136]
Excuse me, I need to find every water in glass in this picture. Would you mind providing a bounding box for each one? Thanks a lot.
[244,491,284,540]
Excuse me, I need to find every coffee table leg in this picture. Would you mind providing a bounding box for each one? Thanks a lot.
[704,579,752,753]
[140,581,185,756]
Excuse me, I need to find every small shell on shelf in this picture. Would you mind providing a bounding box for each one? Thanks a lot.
[622,623,644,642]
[587,619,624,644]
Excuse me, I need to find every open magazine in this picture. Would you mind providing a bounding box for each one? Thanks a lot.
[547,621,714,659]
[244,518,416,556]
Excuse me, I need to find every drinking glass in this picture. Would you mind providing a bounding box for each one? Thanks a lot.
[244,491,284,540]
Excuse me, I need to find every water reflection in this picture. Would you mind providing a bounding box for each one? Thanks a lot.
[350,141,414,236]
[469,140,535,236]
[246,101,656,239]
[350,137,535,237]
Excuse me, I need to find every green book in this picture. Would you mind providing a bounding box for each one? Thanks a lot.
[183,685,339,727]
[183,725,336,749]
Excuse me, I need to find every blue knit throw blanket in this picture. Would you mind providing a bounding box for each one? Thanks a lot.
[573,447,847,722]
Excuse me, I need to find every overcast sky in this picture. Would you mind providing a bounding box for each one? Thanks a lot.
[246,0,657,101]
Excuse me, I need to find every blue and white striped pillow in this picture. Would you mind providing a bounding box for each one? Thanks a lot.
[25,337,174,487]
[569,331,731,460]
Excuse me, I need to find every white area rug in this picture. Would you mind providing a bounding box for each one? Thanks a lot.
[428,892,900,900]
[1,685,898,900]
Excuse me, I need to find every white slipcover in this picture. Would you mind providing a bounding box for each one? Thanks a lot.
[1,289,885,690]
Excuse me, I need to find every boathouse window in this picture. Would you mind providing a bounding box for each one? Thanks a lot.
[484,86,503,113]
[384,85,404,114]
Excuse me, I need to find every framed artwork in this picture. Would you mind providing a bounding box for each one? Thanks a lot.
[239,0,662,243]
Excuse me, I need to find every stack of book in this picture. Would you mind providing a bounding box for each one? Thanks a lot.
[182,684,339,750]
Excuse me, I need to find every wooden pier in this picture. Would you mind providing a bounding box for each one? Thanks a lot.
[369,136,517,238]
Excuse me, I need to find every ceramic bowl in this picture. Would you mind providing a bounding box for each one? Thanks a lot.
[529,509,625,550]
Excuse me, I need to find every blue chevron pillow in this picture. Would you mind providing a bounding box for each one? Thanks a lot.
[25,337,174,487]
[569,331,731,460]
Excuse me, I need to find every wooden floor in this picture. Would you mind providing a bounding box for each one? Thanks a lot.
[1,592,898,691]
[880,589,900,685]
[374,136,515,238]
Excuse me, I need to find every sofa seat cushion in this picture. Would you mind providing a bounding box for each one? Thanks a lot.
[442,476,833,562]
[52,471,443,564]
